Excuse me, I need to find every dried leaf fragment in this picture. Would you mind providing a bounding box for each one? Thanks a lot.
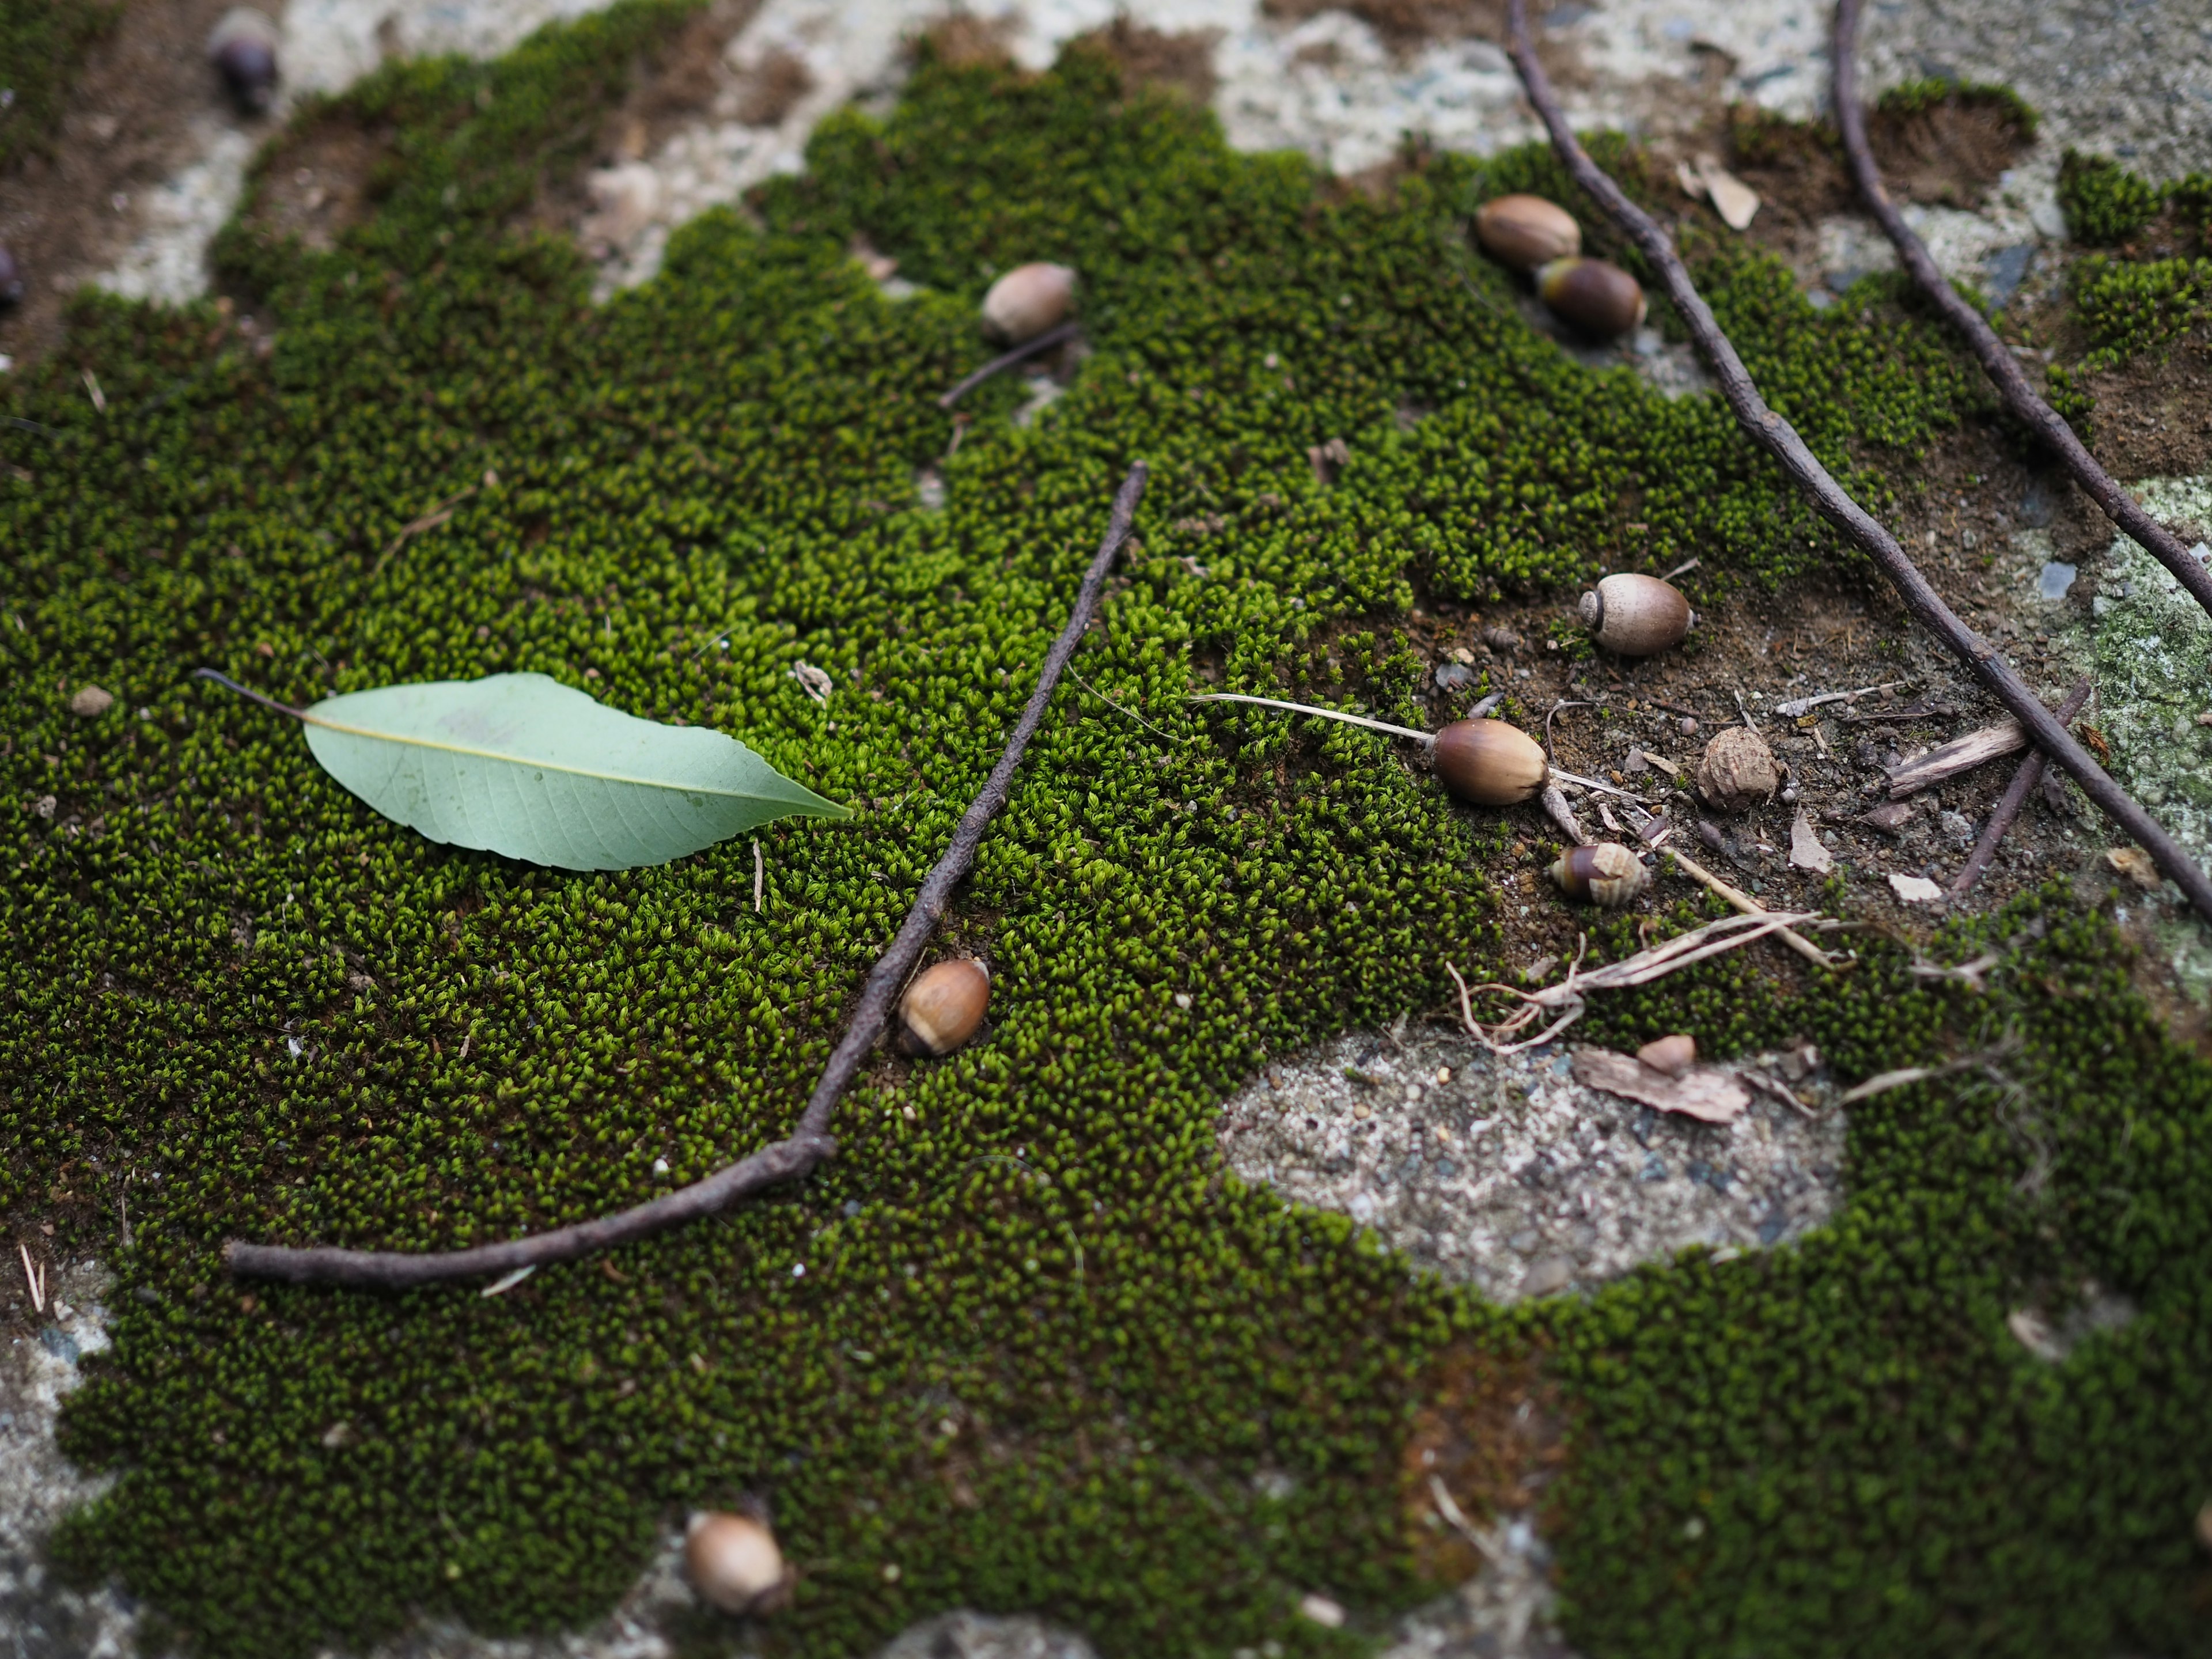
[1789,805,1832,874]
[1570,1047,1747,1123]
[2104,846,2161,891]
[1888,873,1944,903]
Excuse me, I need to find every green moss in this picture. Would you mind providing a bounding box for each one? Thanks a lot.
[2058,151,2165,248]
[0,14,2206,1657]
[0,0,116,170]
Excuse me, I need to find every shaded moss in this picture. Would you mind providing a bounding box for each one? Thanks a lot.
[0,9,2205,1657]
[0,0,116,169]
[2058,151,2165,248]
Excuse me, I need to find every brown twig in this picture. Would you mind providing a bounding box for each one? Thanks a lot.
[374,484,477,573]
[228,461,1152,1287]
[1663,847,1844,969]
[1832,0,2212,623]
[937,321,1081,410]
[1952,678,2092,897]
[1505,0,2212,926]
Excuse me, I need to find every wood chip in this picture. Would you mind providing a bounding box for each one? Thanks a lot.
[1884,719,2025,798]
[1788,805,1832,874]
[2104,846,2161,891]
[1570,1048,1747,1123]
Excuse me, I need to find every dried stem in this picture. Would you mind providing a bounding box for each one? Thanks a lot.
[937,321,1082,410]
[1188,692,1435,743]
[1506,0,2212,926]
[1664,847,1844,969]
[1832,0,2212,621]
[1952,678,2092,897]
[228,461,1152,1287]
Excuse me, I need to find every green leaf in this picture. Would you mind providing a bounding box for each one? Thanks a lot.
[296,672,848,870]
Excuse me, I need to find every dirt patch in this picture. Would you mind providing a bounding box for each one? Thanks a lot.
[2071,336,2212,481]
[732,44,815,128]
[235,110,392,256]
[0,0,253,366]
[1257,0,1584,82]
[1404,1347,1563,1581]
[912,14,1021,74]
[1867,94,2035,211]
[1070,17,1222,106]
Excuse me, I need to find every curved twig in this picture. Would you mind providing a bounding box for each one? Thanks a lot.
[228,461,1152,1287]
[1504,0,2212,926]
[1832,0,2212,622]
[937,321,1082,410]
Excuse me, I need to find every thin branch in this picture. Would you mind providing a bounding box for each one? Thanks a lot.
[1506,0,2212,926]
[1832,0,2212,622]
[1952,677,2092,897]
[937,321,1082,410]
[228,461,1152,1287]
[1188,692,1435,743]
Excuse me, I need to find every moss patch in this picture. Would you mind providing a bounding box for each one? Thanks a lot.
[0,0,118,170]
[2,8,2210,1657]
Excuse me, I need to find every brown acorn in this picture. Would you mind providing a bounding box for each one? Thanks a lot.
[1696,726,1779,813]
[1536,257,1647,339]
[1474,194,1581,272]
[1549,842,1649,907]
[1637,1033,1696,1078]
[209,8,281,113]
[686,1510,791,1615]
[1579,573,1693,657]
[0,243,22,308]
[896,958,990,1056]
[1432,718,1548,806]
[980,263,1076,344]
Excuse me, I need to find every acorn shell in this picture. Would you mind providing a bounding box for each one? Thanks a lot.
[1578,573,1693,657]
[1536,257,1647,338]
[1549,842,1649,907]
[1637,1033,1696,1077]
[1696,726,1779,813]
[1474,194,1581,272]
[686,1511,789,1615]
[1433,719,1548,806]
[896,958,990,1056]
[209,7,281,112]
[0,243,22,308]
[980,263,1076,344]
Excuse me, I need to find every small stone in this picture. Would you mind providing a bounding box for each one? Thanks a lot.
[1859,800,1913,835]
[2037,560,2077,601]
[67,684,115,718]
[1521,1255,1575,1296]
[1433,661,1476,693]
[1297,1593,1345,1628]
[1888,873,1944,904]
[1679,715,1699,737]
[1938,810,1975,847]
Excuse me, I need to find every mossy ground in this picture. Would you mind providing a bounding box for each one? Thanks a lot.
[2,9,2210,1656]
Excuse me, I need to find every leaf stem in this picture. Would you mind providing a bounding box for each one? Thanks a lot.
[1187,692,1437,743]
[192,667,311,722]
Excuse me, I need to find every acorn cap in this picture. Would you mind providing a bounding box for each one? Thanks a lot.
[1432,718,1548,806]
[1579,573,1693,657]
[1474,194,1581,272]
[897,957,991,1056]
[1535,256,1647,339]
[980,263,1076,344]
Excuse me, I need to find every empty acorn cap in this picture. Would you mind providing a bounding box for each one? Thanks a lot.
[686,1511,789,1615]
[1550,842,1649,907]
[1637,1033,1696,1077]
[897,957,990,1056]
[1696,726,1779,813]
[980,263,1076,344]
[1536,256,1647,339]
[1432,718,1548,806]
[1578,573,1693,657]
[1474,194,1581,272]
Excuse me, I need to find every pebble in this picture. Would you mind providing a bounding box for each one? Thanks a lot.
[67,684,115,718]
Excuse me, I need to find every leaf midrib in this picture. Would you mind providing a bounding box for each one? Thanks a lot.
[305,710,796,803]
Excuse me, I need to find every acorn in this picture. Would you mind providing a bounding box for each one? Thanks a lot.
[896,958,990,1056]
[209,7,281,114]
[1474,194,1581,272]
[685,1510,791,1615]
[1579,573,1693,657]
[980,262,1075,344]
[1432,718,1548,806]
[1696,726,1779,813]
[1549,842,1649,907]
[1637,1033,1696,1078]
[1536,256,1647,339]
[0,243,22,308]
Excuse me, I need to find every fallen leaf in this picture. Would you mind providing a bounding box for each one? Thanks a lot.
[1570,1048,1747,1123]
[1696,154,1760,230]
[1788,805,1832,874]
[2104,846,2160,891]
[1888,873,1944,903]
[283,672,848,870]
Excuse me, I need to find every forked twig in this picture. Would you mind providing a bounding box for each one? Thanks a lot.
[228,462,1152,1287]
[1832,0,2212,622]
[1445,910,1820,1051]
[1507,0,2212,926]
